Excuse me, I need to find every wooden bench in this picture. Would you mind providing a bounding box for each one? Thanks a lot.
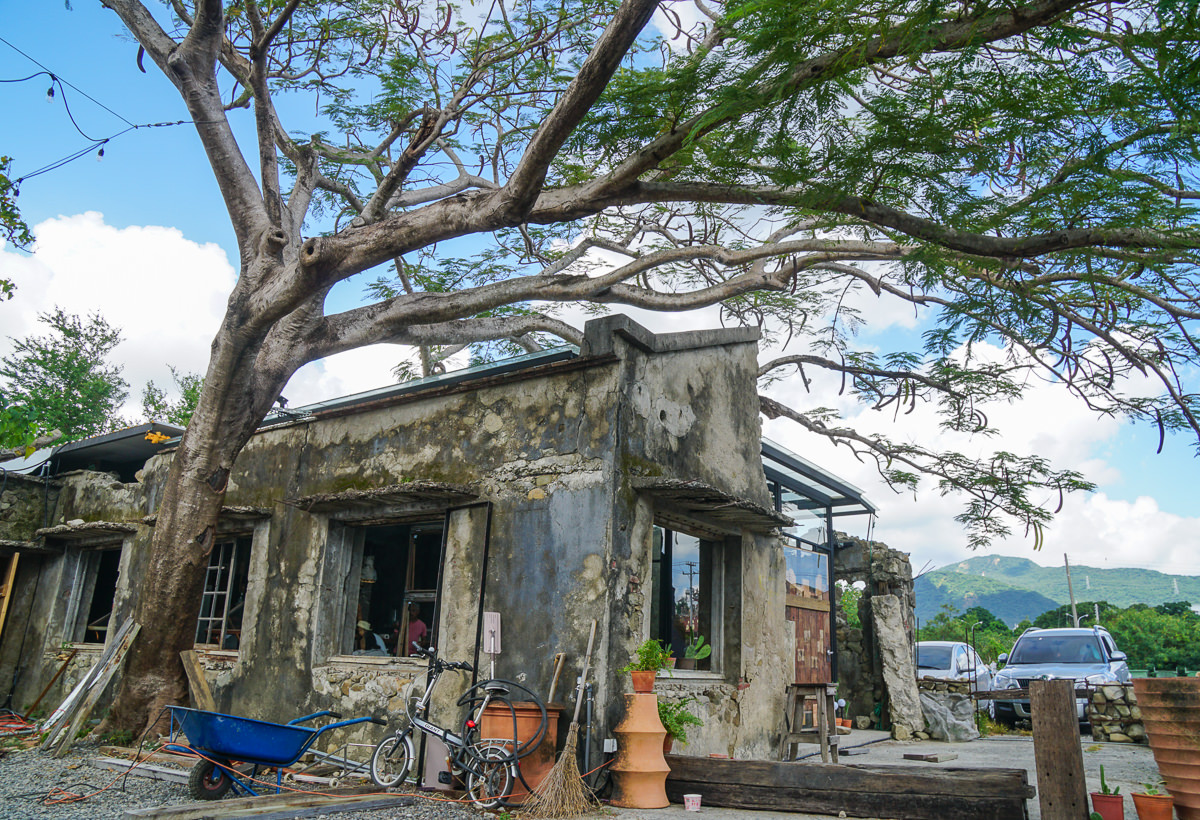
[664,754,1034,820]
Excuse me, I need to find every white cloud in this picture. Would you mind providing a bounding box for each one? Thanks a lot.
[0,212,404,417]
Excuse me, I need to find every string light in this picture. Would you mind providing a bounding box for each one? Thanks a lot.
[96,146,104,162]
[45,76,55,103]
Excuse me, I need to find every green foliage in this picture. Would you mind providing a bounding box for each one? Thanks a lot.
[0,156,32,301]
[1100,764,1119,795]
[838,581,862,629]
[0,308,128,447]
[917,604,1018,663]
[620,639,672,672]
[684,635,712,661]
[141,367,203,427]
[658,697,704,744]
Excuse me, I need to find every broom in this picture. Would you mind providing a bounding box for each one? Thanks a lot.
[524,619,600,818]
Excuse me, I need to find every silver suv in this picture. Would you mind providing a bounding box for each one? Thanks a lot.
[993,626,1130,726]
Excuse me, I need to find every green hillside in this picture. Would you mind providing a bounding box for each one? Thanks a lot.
[915,556,1200,626]
[915,573,1059,626]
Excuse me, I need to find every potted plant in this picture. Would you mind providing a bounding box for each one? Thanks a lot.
[659,697,704,754]
[621,638,672,693]
[1131,782,1173,820]
[676,635,712,670]
[1090,765,1124,820]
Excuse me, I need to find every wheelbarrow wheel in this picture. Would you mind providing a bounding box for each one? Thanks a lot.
[370,730,414,788]
[188,759,232,800]
[466,741,515,809]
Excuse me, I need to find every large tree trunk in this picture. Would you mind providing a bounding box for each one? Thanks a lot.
[101,313,295,734]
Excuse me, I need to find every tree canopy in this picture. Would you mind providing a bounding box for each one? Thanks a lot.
[74,0,1200,730]
[0,307,128,447]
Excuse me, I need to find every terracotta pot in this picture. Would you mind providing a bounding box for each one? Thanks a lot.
[479,701,562,804]
[1131,792,1174,820]
[676,658,697,671]
[630,670,657,693]
[663,734,674,755]
[610,693,669,808]
[1091,792,1126,820]
[1133,677,1200,819]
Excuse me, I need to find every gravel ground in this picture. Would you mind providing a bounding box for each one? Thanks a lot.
[0,730,1166,820]
[0,742,481,820]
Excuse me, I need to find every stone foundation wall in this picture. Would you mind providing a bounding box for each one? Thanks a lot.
[1087,684,1146,744]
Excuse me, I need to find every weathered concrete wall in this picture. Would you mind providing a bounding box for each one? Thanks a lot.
[0,316,799,762]
[0,473,56,541]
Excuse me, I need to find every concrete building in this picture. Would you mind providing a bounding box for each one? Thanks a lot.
[0,315,876,762]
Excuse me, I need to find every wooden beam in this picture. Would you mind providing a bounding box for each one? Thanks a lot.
[664,755,1032,820]
[1030,679,1086,820]
[89,757,190,784]
[51,621,141,756]
[180,649,217,712]
[122,792,416,819]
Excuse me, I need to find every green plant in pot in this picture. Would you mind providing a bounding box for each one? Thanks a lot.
[620,639,672,692]
[1131,781,1172,820]
[659,697,704,753]
[676,635,712,670]
[1090,765,1124,820]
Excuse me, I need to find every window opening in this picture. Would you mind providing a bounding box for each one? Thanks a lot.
[651,525,715,670]
[77,548,121,643]
[349,520,443,657]
[195,536,252,649]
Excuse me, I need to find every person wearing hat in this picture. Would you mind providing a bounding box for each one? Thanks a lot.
[356,619,387,653]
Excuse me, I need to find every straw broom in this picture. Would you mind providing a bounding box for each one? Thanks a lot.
[524,619,600,818]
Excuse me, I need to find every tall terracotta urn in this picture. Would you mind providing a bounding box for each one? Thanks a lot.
[1133,677,1200,819]
[610,692,670,808]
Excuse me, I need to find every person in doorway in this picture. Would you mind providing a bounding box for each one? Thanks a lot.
[355,620,387,654]
[405,602,429,656]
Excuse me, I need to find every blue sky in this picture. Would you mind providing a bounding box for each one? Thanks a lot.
[2,2,1198,580]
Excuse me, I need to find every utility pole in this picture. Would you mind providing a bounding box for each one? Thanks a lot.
[1065,554,1079,627]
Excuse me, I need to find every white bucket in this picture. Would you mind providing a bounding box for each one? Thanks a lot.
[684,793,701,811]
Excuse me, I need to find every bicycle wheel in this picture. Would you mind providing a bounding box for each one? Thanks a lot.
[457,678,547,760]
[465,741,515,809]
[370,730,415,788]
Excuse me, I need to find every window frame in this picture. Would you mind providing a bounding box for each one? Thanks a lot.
[194,534,253,651]
[650,521,728,677]
[324,516,448,662]
[62,541,127,647]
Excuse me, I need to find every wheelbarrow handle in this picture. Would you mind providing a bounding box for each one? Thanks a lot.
[369,717,388,726]
[289,710,340,725]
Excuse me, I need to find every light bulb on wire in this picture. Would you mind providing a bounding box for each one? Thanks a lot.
[96,146,105,162]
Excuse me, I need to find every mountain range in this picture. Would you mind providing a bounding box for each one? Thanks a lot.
[914,555,1200,626]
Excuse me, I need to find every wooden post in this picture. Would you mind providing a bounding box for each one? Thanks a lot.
[1030,679,1086,820]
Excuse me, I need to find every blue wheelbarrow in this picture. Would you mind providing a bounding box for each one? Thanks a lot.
[165,705,387,800]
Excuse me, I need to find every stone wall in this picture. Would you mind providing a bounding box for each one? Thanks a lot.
[1087,684,1147,744]
[834,535,915,726]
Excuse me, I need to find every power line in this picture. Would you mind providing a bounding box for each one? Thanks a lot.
[0,34,135,127]
[0,35,193,187]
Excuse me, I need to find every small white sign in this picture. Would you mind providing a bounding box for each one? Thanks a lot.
[483,611,501,654]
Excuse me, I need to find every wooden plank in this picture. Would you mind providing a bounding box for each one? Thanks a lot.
[100,745,198,766]
[665,779,1025,820]
[52,621,141,756]
[123,792,416,819]
[785,594,831,612]
[180,649,217,712]
[664,755,1034,799]
[89,756,190,784]
[1030,679,1086,820]
[904,752,959,763]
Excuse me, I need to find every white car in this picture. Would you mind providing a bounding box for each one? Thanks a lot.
[916,641,995,713]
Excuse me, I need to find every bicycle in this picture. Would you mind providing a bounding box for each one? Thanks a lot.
[369,645,548,808]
